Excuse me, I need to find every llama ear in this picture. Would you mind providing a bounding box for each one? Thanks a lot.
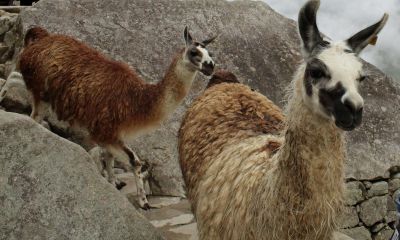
[184,26,193,46]
[298,0,324,57]
[202,34,218,46]
[346,13,389,55]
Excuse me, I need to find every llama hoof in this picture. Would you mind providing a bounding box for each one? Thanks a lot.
[115,181,127,190]
[40,121,50,130]
[141,162,150,172]
[141,203,150,210]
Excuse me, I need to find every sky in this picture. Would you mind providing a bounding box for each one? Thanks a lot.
[261,0,400,81]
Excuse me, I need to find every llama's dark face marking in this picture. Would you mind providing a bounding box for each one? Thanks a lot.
[303,44,365,131]
[319,82,363,131]
[298,0,388,131]
[184,27,215,76]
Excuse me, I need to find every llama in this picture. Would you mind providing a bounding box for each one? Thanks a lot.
[10,26,216,209]
[179,0,388,239]
[206,69,240,88]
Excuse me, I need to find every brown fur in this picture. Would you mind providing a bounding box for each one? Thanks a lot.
[179,69,345,239]
[179,82,284,198]
[206,69,240,88]
[24,27,50,47]
[19,27,189,145]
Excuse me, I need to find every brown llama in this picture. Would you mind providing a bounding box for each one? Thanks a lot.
[12,26,216,209]
[179,0,388,239]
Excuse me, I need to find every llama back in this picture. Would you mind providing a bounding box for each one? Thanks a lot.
[19,28,159,143]
[179,83,285,202]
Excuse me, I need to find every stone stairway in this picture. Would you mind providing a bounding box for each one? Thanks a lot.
[117,172,198,240]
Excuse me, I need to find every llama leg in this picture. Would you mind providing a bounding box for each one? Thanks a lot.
[103,155,127,189]
[108,157,127,190]
[0,72,24,103]
[99,157,108,178]
[104,156,117,186]
[107,143,150,210]
[30,99,44,123]
[30,98,40,121]
[30,99,51,129]
[116,145,149,209]
[122,145,150,209]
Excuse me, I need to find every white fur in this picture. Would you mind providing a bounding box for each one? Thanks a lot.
[198,46,214,67]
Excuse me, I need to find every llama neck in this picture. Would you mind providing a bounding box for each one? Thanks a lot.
[272,72,346,217]
[157,49,197,116]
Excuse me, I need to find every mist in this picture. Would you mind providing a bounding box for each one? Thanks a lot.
[262,0,400,81]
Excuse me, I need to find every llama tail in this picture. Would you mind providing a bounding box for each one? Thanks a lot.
[24,26,49,47]
[0,72,25,104]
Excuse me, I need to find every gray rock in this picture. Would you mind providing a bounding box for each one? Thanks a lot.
[385,211,397,224]
[364,181,372,190]
[0,43,8,58]
[394,173,400,179]
[337,206,360,229]
[373,228,395,240]
[388,195,397,211]
[10,0,400,195]
[371,223,386,233]
[389,179,400,193]
[0,15,11,35]
[360,196,387,227]
[0,64,5,78]
[0,14,20,64]
[333,232,355,240]
[3,28,17,47]
[0,110,164,240]
[340,227,372,240]
[0,77,31,114]
[345,181,366,206]
[367,182,388,197]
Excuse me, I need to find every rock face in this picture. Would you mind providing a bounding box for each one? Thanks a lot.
[10,0,398,197]
[0,110,163,240]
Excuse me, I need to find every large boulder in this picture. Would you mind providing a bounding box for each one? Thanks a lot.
[7,0,399,195]
[0,110,163,240]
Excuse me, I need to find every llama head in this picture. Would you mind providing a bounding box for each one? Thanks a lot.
[183,27,216,76]
[298,0,388,131]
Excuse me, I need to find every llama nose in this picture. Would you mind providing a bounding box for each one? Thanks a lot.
[344,99,363,126]
[342,91,364,111]
[201,61,215,76]
[343,98,363,114]
[206,60,214,67]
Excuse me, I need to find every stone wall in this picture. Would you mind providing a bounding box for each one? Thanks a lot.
[339,167,400,240]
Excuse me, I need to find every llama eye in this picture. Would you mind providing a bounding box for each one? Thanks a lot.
[358,75,367,82]
[309,69,325,79]
[190,49,198,56]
